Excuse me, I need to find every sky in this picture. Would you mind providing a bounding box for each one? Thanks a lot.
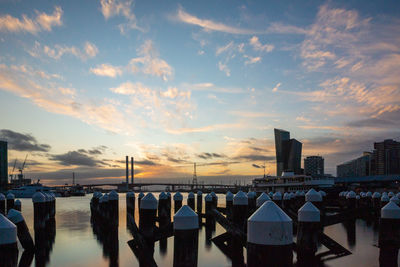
[0,0,400,185]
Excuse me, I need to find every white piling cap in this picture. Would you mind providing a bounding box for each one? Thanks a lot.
[0,214,17,245]
[268,191,274,197]
[300,191,305,196]
[210,192,216,197]
[247,201,292,245]
[388,192,394,197]
[256,192,270,207]
[397,192,400,198]
[173,192,183,201]
[188,192,195,199]
[138,192,145,198]
[14,200,21,206]
[173,205,199,230]
[97,192,103,198]
[296,191,302,197]
[197,191,202,195]
[366,191,372,197]
[318,190,326,197]
[298,202,320,222]
[102,194,109,202]
[360,192,366,198]
[109,190,119,200]
[7,193,15,199]
[372,192,381,198]
[390,195,400,205]
[289,192,295,198]
[159,192,168,200]
[346,191,356,199]
[166,192,171,197]
[272,191,282,200]
[305,188,322,202]
[7,209,24,224]
[32,191,46,203]
[127,191,135,198]
[381,194,390,202]
[205,194,213,202]
[356,195,360,200]
[233,191,248,205]
[381,201,400,219]
[0,193,5,200]
[226,191,233,201]
[247,191,256,199]
[140,193,158,210]
[283,192,291,200]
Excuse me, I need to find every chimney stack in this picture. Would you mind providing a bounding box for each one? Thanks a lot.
[131,157,134,184]
[125,156,129,185]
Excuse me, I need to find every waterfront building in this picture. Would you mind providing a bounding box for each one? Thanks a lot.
[0,141,7,190]
[337,152,372,178]
[304,156,324,177]
[274,128,302,176]
[373,139,400,175]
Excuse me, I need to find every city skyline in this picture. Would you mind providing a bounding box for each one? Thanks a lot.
[1,0,400,184]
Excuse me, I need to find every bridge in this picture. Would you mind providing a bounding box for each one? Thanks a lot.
[56,182,250,193]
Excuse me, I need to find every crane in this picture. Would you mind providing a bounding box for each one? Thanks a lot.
[18,154,28,182]
[9,159,17,182]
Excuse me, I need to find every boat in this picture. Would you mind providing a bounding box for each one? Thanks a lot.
[252,171,334,192]
[69,184,86,196]
[7,182,53,198]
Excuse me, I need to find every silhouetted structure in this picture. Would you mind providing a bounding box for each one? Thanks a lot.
[373,139,400,175]
[274,128,302,176]
[337,152,371,178]
[0,141,7,190]
[304,156,324,177]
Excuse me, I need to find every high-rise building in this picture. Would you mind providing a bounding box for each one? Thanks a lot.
[274,128,302,176]
[337,152,372,178]
[304,156,324,177]
[0,141,8,189]
[373,139,400,175]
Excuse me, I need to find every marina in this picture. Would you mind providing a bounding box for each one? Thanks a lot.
[0,190,399,266]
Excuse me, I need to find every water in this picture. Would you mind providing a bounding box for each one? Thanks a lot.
[13,194,398,266]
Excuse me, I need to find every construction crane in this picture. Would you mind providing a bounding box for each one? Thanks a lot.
[18,154,28,182]
[9,159,17,183]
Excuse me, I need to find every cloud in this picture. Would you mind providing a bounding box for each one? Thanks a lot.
[252,163,264,169]
[249,36,274,52]
[100,0,143,33]
[345,118,396,128]
[196,152,226,160]
[129,40,173,81]
[234,154,274,161]
[218,62,230,76]
[90,64,122,77]
[165,123,241,135]
[0,6,62,34]
[29,41,98,61]
[49,150,106,167]
[272,82,281,92]
[110,81,192,131]
[0,129,51,152]
[174,6,264,35]
[185,82,244,94]
[244,55,261,65]
[0,64,133,134]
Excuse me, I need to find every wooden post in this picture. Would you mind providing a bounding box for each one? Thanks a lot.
[0,214,18,267]
[256,192,270,208]
[174,192,183,214]
[247,201,293,267]
[187,192,195,211]
[7,209,34,251]
[233,191,248,232]
[6,193,15,214]
[297,202,320,266]
[0,194,5,215]
[379,201,400,267]
[173,206,199,267]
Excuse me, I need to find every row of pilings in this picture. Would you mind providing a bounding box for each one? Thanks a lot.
[0,191,56,267]
[89,188,400,266]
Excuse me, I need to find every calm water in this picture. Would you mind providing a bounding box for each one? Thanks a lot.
[14,193,397,267]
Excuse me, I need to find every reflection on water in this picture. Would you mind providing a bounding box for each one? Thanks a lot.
[13,194,399,266]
